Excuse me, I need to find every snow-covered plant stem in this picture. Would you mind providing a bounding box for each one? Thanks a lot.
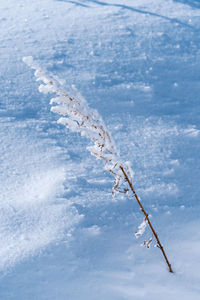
[120,166,173,273]
[23,56,173,273]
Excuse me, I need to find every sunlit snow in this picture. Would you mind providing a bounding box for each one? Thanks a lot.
[0,0,200,299]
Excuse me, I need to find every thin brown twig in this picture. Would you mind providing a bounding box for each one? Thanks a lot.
[119,165,173,273]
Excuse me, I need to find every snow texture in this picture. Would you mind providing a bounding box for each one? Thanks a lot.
[1,0,200,299]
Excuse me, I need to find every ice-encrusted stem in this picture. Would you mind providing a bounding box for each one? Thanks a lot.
[120,165,173,273]
[23,56,174,273]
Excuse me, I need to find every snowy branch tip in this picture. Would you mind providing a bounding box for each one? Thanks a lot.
[23,56,129,195]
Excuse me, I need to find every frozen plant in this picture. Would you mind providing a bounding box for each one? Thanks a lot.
[23,56,173,273]
[135,217,148,239]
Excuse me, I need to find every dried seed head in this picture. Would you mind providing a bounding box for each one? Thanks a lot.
[23,56,128,194]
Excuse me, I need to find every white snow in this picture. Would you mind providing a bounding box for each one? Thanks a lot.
[0,118,82,272]
[1,0,200,299]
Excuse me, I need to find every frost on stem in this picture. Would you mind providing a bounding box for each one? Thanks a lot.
[23,56,130,196]
[23,56,173,273]
[142,237,153,248]
[135,217,148,239]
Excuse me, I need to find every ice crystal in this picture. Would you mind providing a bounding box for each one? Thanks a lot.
[23,56,131,195]
[135,217,148,238]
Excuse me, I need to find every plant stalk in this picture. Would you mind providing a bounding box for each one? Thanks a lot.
[119,165,173,273]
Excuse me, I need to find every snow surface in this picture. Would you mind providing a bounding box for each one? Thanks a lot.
[0,0,200,299]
